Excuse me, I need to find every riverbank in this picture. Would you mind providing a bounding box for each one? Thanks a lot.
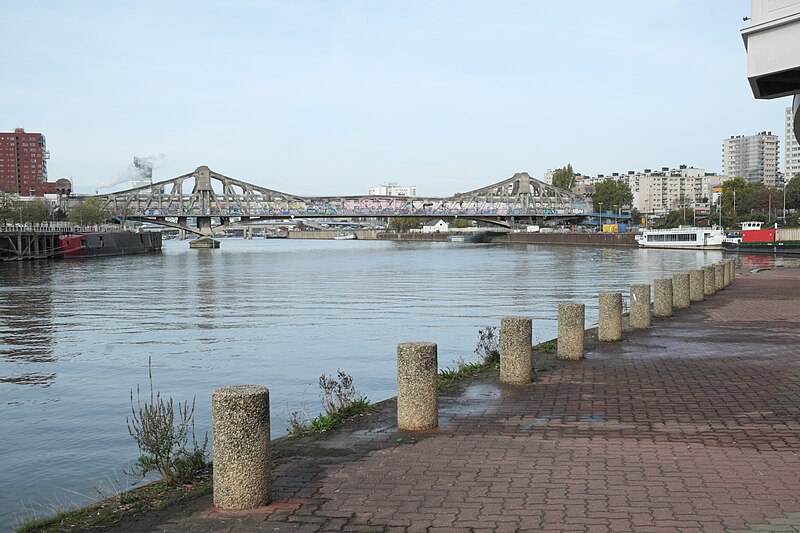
[21,264,800,532]
[287,230,638,246]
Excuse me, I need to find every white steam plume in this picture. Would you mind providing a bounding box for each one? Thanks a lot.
[97,154,167,189]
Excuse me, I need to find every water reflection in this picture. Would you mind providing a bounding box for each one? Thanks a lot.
[0,261,55,386]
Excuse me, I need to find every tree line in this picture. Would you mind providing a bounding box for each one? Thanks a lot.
[0,195,112,225]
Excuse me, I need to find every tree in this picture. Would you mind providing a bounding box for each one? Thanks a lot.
[719,177,781,226]
[785,174,800,210]
[448,218,473,228]
[20,200,49,223]
[0,196,50,224]
[68,197,112,225]
[592,179,633,213]
[388,217,425,232]
[551,164,576,190]
[655,209,697,229]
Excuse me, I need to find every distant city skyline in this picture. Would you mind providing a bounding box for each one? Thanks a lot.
[2,0,790,197]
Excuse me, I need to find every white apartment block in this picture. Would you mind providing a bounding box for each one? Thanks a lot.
[786,107,800,180]
[633,167,711,216]
[722,131,780,186]
[368,182,417,197]
[569,166,713,216]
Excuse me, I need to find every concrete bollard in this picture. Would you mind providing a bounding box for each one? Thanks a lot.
[212,385,271,510]
[397,342,438,430]
[653,278,673,318]
[557,302,585,360]
[598,292,622,342]
[729,259,736,282]
[500,316,532,384]
[672,272,690,309]
[722,260,731,287]
[689,269,705,302]
[714,263,724,291]
[630,284,651,329]
[703,265,716,296]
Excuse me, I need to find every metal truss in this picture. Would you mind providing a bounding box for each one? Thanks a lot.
[96,166,583,236]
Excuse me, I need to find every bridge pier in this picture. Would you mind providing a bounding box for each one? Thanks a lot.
[197,217,213,236]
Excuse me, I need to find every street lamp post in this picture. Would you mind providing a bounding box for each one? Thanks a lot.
[784,181,787,223]
[768,191,772,224]
[598,202,603,231]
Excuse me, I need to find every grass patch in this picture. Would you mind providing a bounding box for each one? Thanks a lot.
[295,398,373,435]
[438,355,499,392]
[14,470,211,533]
[287,370,372,436]
[533,339,557,353]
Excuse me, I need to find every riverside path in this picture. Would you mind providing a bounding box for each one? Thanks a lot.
[114,266,800,532]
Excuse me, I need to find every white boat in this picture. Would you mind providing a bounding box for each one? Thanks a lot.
[634,226,726,250]
[333,231,356,240]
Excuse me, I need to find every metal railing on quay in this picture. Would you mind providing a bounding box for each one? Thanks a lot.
[0,222,125,234]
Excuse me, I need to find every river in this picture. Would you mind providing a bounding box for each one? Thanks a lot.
[0,238,736,529]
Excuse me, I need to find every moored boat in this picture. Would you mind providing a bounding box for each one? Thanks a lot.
[59,231,162,258]
[635,226,725,250]
[722,221,800,254]
[333,231,357,240]
[447,234,483,243]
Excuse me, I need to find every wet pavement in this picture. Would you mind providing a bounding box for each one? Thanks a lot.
[121,266,800,532]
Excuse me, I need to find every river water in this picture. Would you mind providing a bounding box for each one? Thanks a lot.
[0,238,733,528]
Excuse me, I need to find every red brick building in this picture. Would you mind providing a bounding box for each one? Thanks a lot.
[0,128,57,196]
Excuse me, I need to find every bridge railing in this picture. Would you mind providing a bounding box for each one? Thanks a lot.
[122,207,590,218]
[0,222,126,234]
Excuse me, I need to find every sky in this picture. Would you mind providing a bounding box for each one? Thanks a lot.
[2,0,791,196]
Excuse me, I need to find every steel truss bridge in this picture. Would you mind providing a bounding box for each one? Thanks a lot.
[96,166,586,236]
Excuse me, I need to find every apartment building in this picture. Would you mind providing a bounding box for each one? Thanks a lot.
[0,128,56,196]
[633,167,711,216]
[571,166,712,216]
[368,182,417,197]
[786,107,800,180]
[722,131,780,186]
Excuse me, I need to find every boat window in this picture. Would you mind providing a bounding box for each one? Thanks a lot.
[647,233,697,242]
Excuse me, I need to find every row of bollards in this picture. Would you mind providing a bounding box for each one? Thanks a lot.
[208,259,736,510]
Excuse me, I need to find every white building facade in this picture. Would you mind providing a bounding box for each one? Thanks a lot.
[722,132,780,186]
[633,167,711,216]
[786,107,800,180]
[368,182,417,197]
[570,166,713,216]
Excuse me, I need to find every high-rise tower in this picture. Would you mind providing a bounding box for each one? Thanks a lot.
[722,131,780,186]
[0,128,54,196]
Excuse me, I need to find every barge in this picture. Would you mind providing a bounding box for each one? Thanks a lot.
[722,221,800,255]
[59,231,162,258]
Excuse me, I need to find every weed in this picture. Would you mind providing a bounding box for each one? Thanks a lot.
[438,327,503,391]
[532,339,557,353]
[474,326,500,364]
[126,358,208,485]
[320,370,360,416]
[288,370,371,436]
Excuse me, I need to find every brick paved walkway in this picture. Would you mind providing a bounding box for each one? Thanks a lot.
[140,266,800,532]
